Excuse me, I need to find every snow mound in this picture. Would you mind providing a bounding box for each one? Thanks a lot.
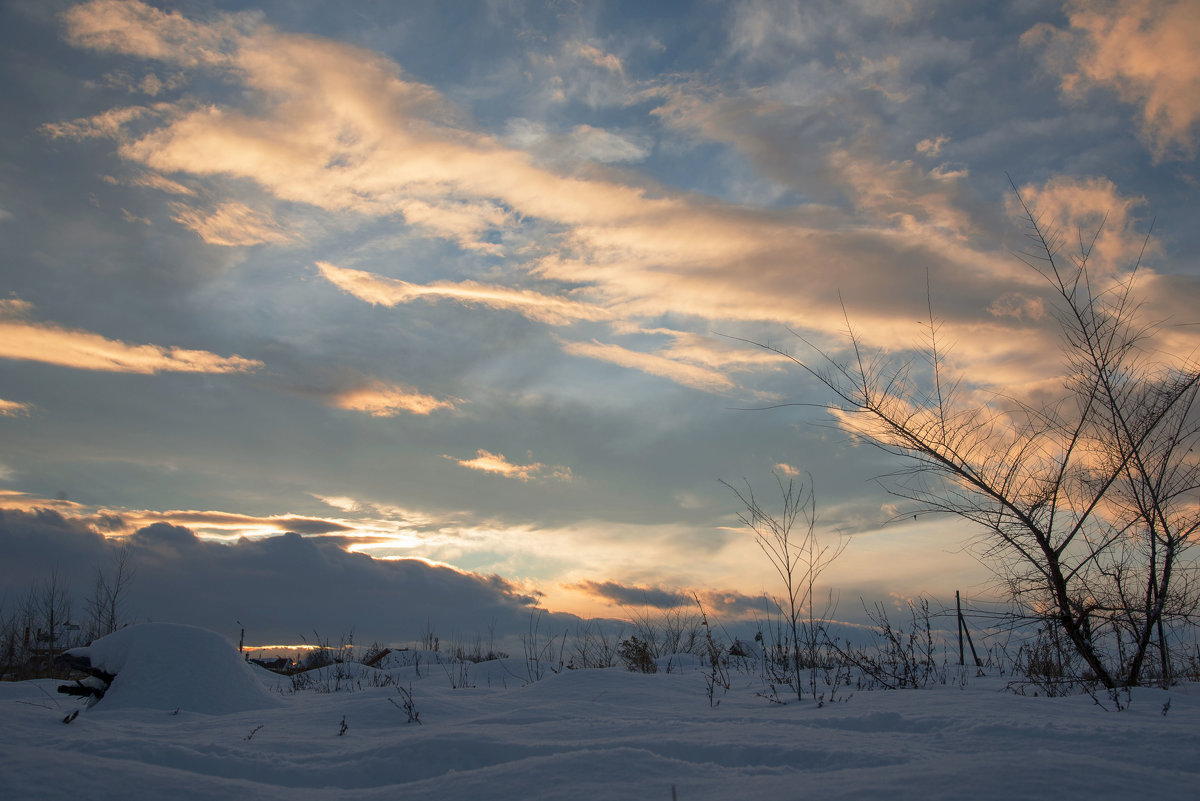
[67,623,282,715]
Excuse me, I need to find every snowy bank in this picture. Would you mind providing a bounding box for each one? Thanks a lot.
[65,622,282,714]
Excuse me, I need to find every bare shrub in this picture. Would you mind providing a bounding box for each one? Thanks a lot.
[388,683,421,724]
[832,599,945,690]
[725,474,845,701]
[617,636,657,673]
[695,597,731,707]
[569,619,623,669]
[521,610,567,683]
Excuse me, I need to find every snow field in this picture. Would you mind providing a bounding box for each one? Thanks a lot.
[1,623,1197,800]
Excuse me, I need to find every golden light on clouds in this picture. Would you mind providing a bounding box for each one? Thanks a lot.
[558,338,737,394]
[62,0,251,69]
[447,449,571,482]
[1007,175,1153,277]
[0,300,261,375]
[169,200,292,246]
[1028,0,1200,161]
[0,398,33,417]
[50,0,1140,390]
[317,262,609,325]
[332,380,456,417]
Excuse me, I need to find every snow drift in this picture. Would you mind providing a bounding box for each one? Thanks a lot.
[65,623,281,715]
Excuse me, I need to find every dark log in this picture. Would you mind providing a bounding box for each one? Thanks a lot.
[54,652,116,685]
[58,679,105,698]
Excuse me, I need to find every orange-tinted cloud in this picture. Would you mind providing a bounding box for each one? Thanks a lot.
[558,339,737,393]
[0,300,261,374]
[0,398,32,417]
[169,200,292,246]
[1026,0,1200,161]
[331,380,456,417]
[52,0,1198,400]
[1006,175,1152,278]
[573,42,624,74]
[62,0,253,69]
[40,104,161,140]
[447,449,571,482]
[317,262,609,325]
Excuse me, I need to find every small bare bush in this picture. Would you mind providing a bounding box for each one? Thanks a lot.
[617,636,657,673]
[833,599,945,690]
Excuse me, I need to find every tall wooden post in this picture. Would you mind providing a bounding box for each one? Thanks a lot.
[957,591,965,666]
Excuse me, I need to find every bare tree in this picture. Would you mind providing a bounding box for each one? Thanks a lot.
[25,568,74,674]
[748,185,1199,688]
[86,545,135,640]
[0,600,21,677]
[724,473,845,700]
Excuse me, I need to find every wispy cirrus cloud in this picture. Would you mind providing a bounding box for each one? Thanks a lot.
[558,338,737,394]
[169,200,292,246]
[0,299,260,375]
[317,262,609,326]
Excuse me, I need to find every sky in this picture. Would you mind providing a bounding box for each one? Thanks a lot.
[2,0,1199,647]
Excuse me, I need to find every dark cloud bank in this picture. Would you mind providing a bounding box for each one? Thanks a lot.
[0,507,564,648]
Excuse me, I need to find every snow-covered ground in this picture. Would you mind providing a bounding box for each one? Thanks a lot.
[1,624,1196,800]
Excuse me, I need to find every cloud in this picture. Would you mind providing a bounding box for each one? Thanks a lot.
[395,198,512,253]
[568,579,780,620]
[317,262,609,325]
[39,104,160,140]
[827,146,974,237]
[558,339,737,393]
[507,121,652,166]
[169,200,292,246]
[1026,0,1200,161]
[62,0,256,69]
[1006,175,1151,278]
[446,449,571,483]
[574,579,688,609]
[0,398,32,417]
[916,135,949,157]
[573,43,624,74]
[0,300,261,374]
[331,379,456,417]
[50,1,1199,407]
[566,125,652,164]
[0,489,449,552]
[130,171,195,195]
[0,506,556,646]
[126,510,354,537]
[693,588,780,618]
